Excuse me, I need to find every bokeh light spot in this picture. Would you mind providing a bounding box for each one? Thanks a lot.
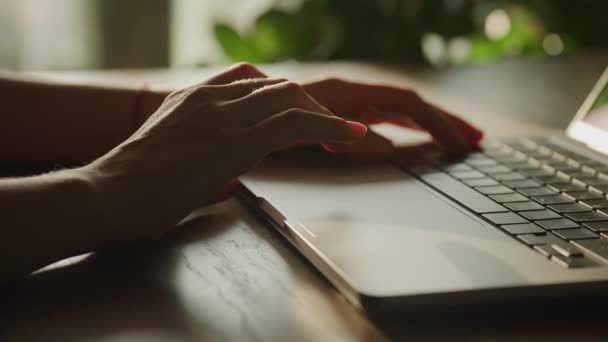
[421,32,447,66]
[448,37,472,64]
[484,9,511,41]
[543,33,564,56]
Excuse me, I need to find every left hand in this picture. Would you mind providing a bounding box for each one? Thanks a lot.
[303,77,483,160]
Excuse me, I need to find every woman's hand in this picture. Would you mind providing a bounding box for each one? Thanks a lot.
[83,65,367,244]
[303,77,484,160]
[142,65,482,162]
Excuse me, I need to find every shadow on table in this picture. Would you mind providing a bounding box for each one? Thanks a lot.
[366,293,608,340]
[0,210,236,342]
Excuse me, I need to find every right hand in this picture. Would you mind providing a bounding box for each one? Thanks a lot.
[83,64,367,244]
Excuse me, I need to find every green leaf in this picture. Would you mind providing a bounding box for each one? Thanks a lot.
[252,9,322,61]
[213,24,264,63]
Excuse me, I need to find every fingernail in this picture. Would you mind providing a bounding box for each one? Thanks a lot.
[464,128,483,149]
[460,124,484,148]
[346,121,367,138]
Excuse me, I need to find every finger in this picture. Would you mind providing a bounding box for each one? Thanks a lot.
[195,77,288,101]
[205,63,267,85]
[372,89,470,153]
[249,109,367,154]
[429,104,484,149]
[360,105,483,153]
[223,81,335,127]
[361,107,422,129]
[314,80,474,154]
[325,129,395,160]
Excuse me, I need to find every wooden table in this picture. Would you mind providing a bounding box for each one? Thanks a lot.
[2,53,608,341]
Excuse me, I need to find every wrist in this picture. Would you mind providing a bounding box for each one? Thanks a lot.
[136,89,170,126]
[78,155,185,245]
[66,165,117,246]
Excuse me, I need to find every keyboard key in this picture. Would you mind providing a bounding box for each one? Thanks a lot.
[549,153,567,162]
[584,161,608,169]
[419,172,508,213]
[565,211,608,222]
[549,163,580,173]
[518,187,557,197]
[535,173,561,181]
[550,242,583,257]
[571,238,608,264]
[466,158,498,167]
[503,139,538,150]
[569,171,596,180]
[508,161,541,170]
[581,177,608,186]
[527,151,552,159]
[517,232,561,246]
[450,170,486,180]
[536,218,579,230]
[476,186,513,195]
[521,168,554,178]
[494,156,522,165]
[547,182,587,192]
[483,212,528,225]
[534,244,561,258]
[483,151,512,160]
[502,179,542,189]
[564,159,582,167]
[493,172,527,181]
[537,175,571,185]
[580,165,598,174]
[443,163,473,172]
[505,201,545,211]
[553,228,599,240]
[520,210,561,221]
[548,203,592,213]
[489,193,529,203]
[463,178,499,187]
[581,199,608,209]
[562,190,604,200]
[590,184,608,193]
[476,165,512,174]
[467,151,490,159]
[583,221,608,232]
[532,195,574,205]
[502,223,545,235]
[518,234,550,245]
[551,255,596,268]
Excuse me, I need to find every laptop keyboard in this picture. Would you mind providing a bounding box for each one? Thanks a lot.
[400,138,608,269]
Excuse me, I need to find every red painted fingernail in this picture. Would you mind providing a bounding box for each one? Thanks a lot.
[453,120,484,148]
[466,128,484,148]
[346,121,367,138]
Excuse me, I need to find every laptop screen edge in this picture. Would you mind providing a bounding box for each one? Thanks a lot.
[567,66,608,154]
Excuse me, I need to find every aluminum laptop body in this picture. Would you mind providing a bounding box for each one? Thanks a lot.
[239,67,608,314]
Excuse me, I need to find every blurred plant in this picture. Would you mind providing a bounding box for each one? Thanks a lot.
[213,0,607,66]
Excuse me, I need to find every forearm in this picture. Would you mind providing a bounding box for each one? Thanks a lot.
[0,72,168,164]
[0,168,106,280]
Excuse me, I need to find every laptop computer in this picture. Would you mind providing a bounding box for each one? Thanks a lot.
[238,66,608,315]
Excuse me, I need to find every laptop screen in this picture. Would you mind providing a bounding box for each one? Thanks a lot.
[567,67,608,154]
[581,79,608,132]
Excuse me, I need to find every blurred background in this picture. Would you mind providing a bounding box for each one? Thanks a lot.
[0,0,606,70]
